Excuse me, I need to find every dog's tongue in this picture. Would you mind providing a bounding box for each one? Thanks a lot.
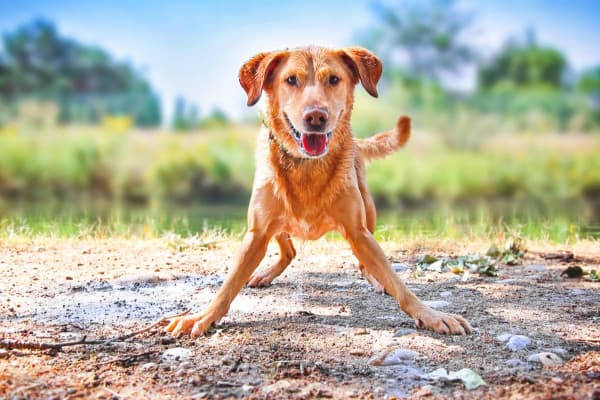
[301,133,327,156]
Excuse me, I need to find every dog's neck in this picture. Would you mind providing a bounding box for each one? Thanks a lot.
[265,120,355,216]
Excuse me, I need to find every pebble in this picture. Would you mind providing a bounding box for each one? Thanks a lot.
[140,362,157,370]
[392,263,410,272]
[162,347,192,362]
[570,289,586,296]
[423,300,449,309]
[353,328,369,335]
[439,291,452,297]
[506,335,531,351]
[528,352,563,367]
[393,328,417,337]
[496,333,513,342]
[369,348,420,366]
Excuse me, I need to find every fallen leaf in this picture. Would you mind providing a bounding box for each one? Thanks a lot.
[448,368,487,390]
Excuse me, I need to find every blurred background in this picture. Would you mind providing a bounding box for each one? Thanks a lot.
[0,0,599,241]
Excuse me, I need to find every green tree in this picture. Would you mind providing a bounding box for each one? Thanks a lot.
[478,35,567,90]
[363,0,477,81]
[577,66,600,93]
[0,19,161,126]
[172,97,201,131]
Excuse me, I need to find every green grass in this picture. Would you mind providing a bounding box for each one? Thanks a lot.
[0,199,596,243]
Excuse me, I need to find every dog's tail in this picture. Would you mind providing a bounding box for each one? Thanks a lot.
[355,116,411,161]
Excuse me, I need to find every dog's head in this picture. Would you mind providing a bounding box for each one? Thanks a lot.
[239,46,382,159]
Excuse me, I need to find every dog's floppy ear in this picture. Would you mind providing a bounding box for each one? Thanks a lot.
[239,51,286,106]
[338,47,382,98]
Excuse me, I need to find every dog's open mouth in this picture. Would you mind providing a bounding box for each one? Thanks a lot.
[284,114,332,157]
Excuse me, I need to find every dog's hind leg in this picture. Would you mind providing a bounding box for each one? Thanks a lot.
[247,232,296,287]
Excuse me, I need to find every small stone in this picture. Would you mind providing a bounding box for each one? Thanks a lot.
[392,263,410,272]
[393,328,417,337]
[369,348,420,366]
[570,289,586,296]
[241,384,254,394]
[527,353,541,363]
[534,352,563,367]
[354,328,369,335]
[506,335,531,351]
[496,333,513,342]
[439,291,452,298]
[140,362,157,370]
[0,349,8,359]
[161,347,192,362]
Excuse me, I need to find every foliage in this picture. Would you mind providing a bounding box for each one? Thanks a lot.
[0,19,161,126]
[364,0,477,81]
[577,66,600,93]
[478,37,567,90]
[414,253,498,278]
[172,96,201,131]
[414,237,527,278]
[0,125,598,207]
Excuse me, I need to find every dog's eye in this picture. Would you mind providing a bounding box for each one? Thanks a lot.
[286,76,297,86]
[329,75,340,85]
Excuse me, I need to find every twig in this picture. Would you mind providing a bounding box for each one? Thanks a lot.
[94,350,158,367]
[0,309,190,351]
[102,386,126,399]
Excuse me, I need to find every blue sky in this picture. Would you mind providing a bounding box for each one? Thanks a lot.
[1,0,599,121]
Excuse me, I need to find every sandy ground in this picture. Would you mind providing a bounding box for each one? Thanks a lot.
[0,237,598,399]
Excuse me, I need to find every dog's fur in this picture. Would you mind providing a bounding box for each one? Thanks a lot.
[166,46,471,337]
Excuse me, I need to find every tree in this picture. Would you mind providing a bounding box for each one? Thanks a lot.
[0,19,161,126]
[172,96,201,131]
[577,66,600,93]
[363,0,477,81]
[478,33,567,90]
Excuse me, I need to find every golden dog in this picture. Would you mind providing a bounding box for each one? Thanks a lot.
[166,46,472,337]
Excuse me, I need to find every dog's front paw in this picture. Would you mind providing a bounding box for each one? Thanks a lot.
[165,307,225,338]
[412,307,472,335]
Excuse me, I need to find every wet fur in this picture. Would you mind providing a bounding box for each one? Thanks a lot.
[165,46,472,338]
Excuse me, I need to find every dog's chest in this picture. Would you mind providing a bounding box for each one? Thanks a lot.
[283,213,337,240]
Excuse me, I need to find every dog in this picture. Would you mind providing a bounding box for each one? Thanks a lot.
[166,46,472,337]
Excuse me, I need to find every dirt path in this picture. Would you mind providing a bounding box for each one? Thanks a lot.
[0,238,598,399]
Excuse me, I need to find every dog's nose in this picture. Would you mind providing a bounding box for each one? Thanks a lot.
[303,107,328,132]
